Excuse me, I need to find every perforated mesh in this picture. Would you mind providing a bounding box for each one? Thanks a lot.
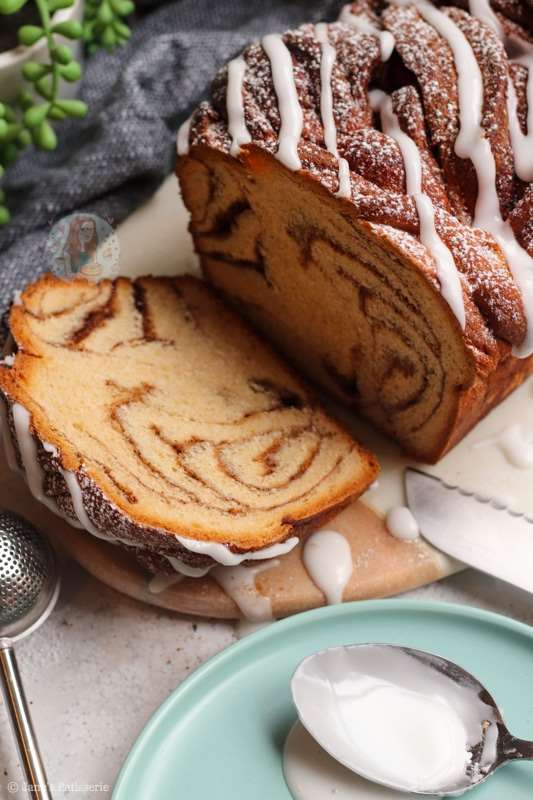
[0,513,47,627]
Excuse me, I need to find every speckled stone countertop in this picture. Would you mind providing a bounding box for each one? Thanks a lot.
[1,556,532,800]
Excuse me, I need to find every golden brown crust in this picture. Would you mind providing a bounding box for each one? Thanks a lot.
[177,3,533,462]
[183,17,531,347]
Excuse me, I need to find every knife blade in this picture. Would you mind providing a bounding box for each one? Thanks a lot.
[405,467,533,594]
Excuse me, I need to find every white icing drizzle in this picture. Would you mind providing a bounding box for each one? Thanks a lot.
[399,0,533,357]
[12,404,62,518]
[315,23,352,200]
[339,3,395,62]
[9,404,85,528]
[147,572,182,594]
[473,423,533,469]
[60,467,114,540]
[302,529,353,605]
[212,560,279,621]
[469,0,533,182]
[165,555,211,577]
[371,89,466,328]
[10,405,89,533]
[174,532,298,567]
[42,440,58,458]
[336,158,352,199]
[226,56,252,156]
[261,33,303,171]
[176,115,192,156]
[12,404,43,501]
[386,506,420,541]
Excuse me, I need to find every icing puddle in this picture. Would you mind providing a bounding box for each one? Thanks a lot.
[473,424,533,471]
[348,377,533,521]
[212,561,280,622]
[385,507,419,541]
[284,721,432,800]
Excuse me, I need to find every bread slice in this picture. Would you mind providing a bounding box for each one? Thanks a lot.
[0,274,377,570]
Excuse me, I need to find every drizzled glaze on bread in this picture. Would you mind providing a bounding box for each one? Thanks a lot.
[177,0,533,462]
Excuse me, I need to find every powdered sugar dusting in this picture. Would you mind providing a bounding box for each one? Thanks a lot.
[180,1,533,355]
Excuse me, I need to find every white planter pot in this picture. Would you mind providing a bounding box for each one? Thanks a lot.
[0,0,84,104]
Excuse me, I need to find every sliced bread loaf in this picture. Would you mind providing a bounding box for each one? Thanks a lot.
[0,274,378,572]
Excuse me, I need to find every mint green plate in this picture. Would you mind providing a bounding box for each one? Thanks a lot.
[113,600,533,799]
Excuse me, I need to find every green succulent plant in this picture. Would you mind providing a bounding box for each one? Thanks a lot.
[83,0,133,53]
[0,0,135,224]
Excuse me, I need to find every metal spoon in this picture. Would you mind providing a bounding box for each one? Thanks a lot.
[0,511,60,800]
[291,643,533,796]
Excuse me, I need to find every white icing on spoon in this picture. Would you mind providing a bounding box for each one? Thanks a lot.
[370,89,466,329]
[212,560,279,621]
[302,529,353,605]
[397,0,533,357]
[339,3,396,62]
[261,33,303,171]
[291,645,498,795]
[226,56,251,156]
[386,505,420,541]
[315,23,352,199]
[469,0,533,182]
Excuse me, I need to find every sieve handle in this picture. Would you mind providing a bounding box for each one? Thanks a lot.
[0,646,53,800]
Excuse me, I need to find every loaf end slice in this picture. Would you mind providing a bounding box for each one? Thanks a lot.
[0,274,378,565]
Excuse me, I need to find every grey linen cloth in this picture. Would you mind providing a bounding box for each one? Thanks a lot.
[0,0,345,312]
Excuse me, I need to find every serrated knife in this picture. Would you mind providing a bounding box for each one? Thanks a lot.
[405,467,533,594]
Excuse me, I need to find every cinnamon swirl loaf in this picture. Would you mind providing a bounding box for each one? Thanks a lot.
[0,274,377,575]
[176,0,533,462]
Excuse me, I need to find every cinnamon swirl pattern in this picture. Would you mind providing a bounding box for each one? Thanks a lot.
[0,275,377,571]
[177,0,533,462]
